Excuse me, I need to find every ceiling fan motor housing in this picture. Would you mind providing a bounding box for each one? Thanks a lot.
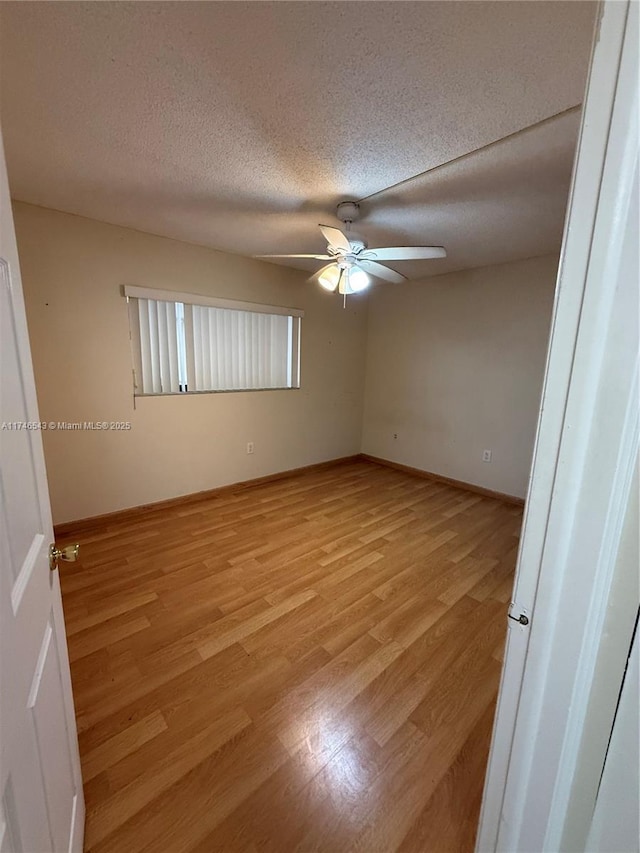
[336,201,360,224]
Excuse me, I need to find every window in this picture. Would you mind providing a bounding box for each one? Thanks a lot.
[125,286,302,396]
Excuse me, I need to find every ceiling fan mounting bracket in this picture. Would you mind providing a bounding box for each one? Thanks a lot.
[336,201,360,224]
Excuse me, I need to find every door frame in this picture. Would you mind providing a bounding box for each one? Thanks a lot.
[476,1,639,849]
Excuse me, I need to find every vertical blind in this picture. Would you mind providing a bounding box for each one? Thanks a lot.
[126,288,302,396]
[136,298,182,394]
[192,306,291,391]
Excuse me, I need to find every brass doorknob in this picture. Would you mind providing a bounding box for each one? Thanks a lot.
[49,543,80,572]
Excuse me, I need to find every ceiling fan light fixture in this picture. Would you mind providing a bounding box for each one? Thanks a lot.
[348,266,370,292]
[318,265,341,292]
[337,266,369,295]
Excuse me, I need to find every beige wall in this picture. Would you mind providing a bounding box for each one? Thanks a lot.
[15,202,556,522]
[361,255,558,499]
[14,202,368,524]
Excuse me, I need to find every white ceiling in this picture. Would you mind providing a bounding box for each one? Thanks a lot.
[0,1,596,279]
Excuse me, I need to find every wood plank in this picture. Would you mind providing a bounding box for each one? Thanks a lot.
[396,700,498,852]
[81,710,167,782]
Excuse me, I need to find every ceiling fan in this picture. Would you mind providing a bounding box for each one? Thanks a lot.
[257,201,446,295]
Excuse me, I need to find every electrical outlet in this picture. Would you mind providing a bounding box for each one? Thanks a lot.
[482,449,492,463]
[247,442,254,455]
[393,433,398,440]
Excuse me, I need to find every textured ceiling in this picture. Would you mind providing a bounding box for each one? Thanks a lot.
[0,1,596,279]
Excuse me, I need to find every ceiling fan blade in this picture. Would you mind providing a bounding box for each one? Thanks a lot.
[358,260,407,284]
[360,246,447,261]
[319,224,351,253]
[256,253,332,260]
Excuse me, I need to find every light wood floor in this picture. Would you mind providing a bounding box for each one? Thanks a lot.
[59,459,522,853]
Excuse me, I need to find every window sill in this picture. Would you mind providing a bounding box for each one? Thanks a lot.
[134,386,301,398]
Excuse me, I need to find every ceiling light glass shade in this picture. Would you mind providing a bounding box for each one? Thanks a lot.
[318,265,341,291]
[348,266,370,292]
[339,266,369,295]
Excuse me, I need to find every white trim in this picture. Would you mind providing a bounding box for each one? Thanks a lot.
[554,366,638,850]
[585,627,640,852]
[291,315,301,388]
[10,533,44,615]
[477,2,639,849]
[27,622,53,710]
[123,285,304,318]
[67,793,80,853]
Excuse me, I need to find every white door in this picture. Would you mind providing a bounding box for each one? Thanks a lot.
[0,126,84,851]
